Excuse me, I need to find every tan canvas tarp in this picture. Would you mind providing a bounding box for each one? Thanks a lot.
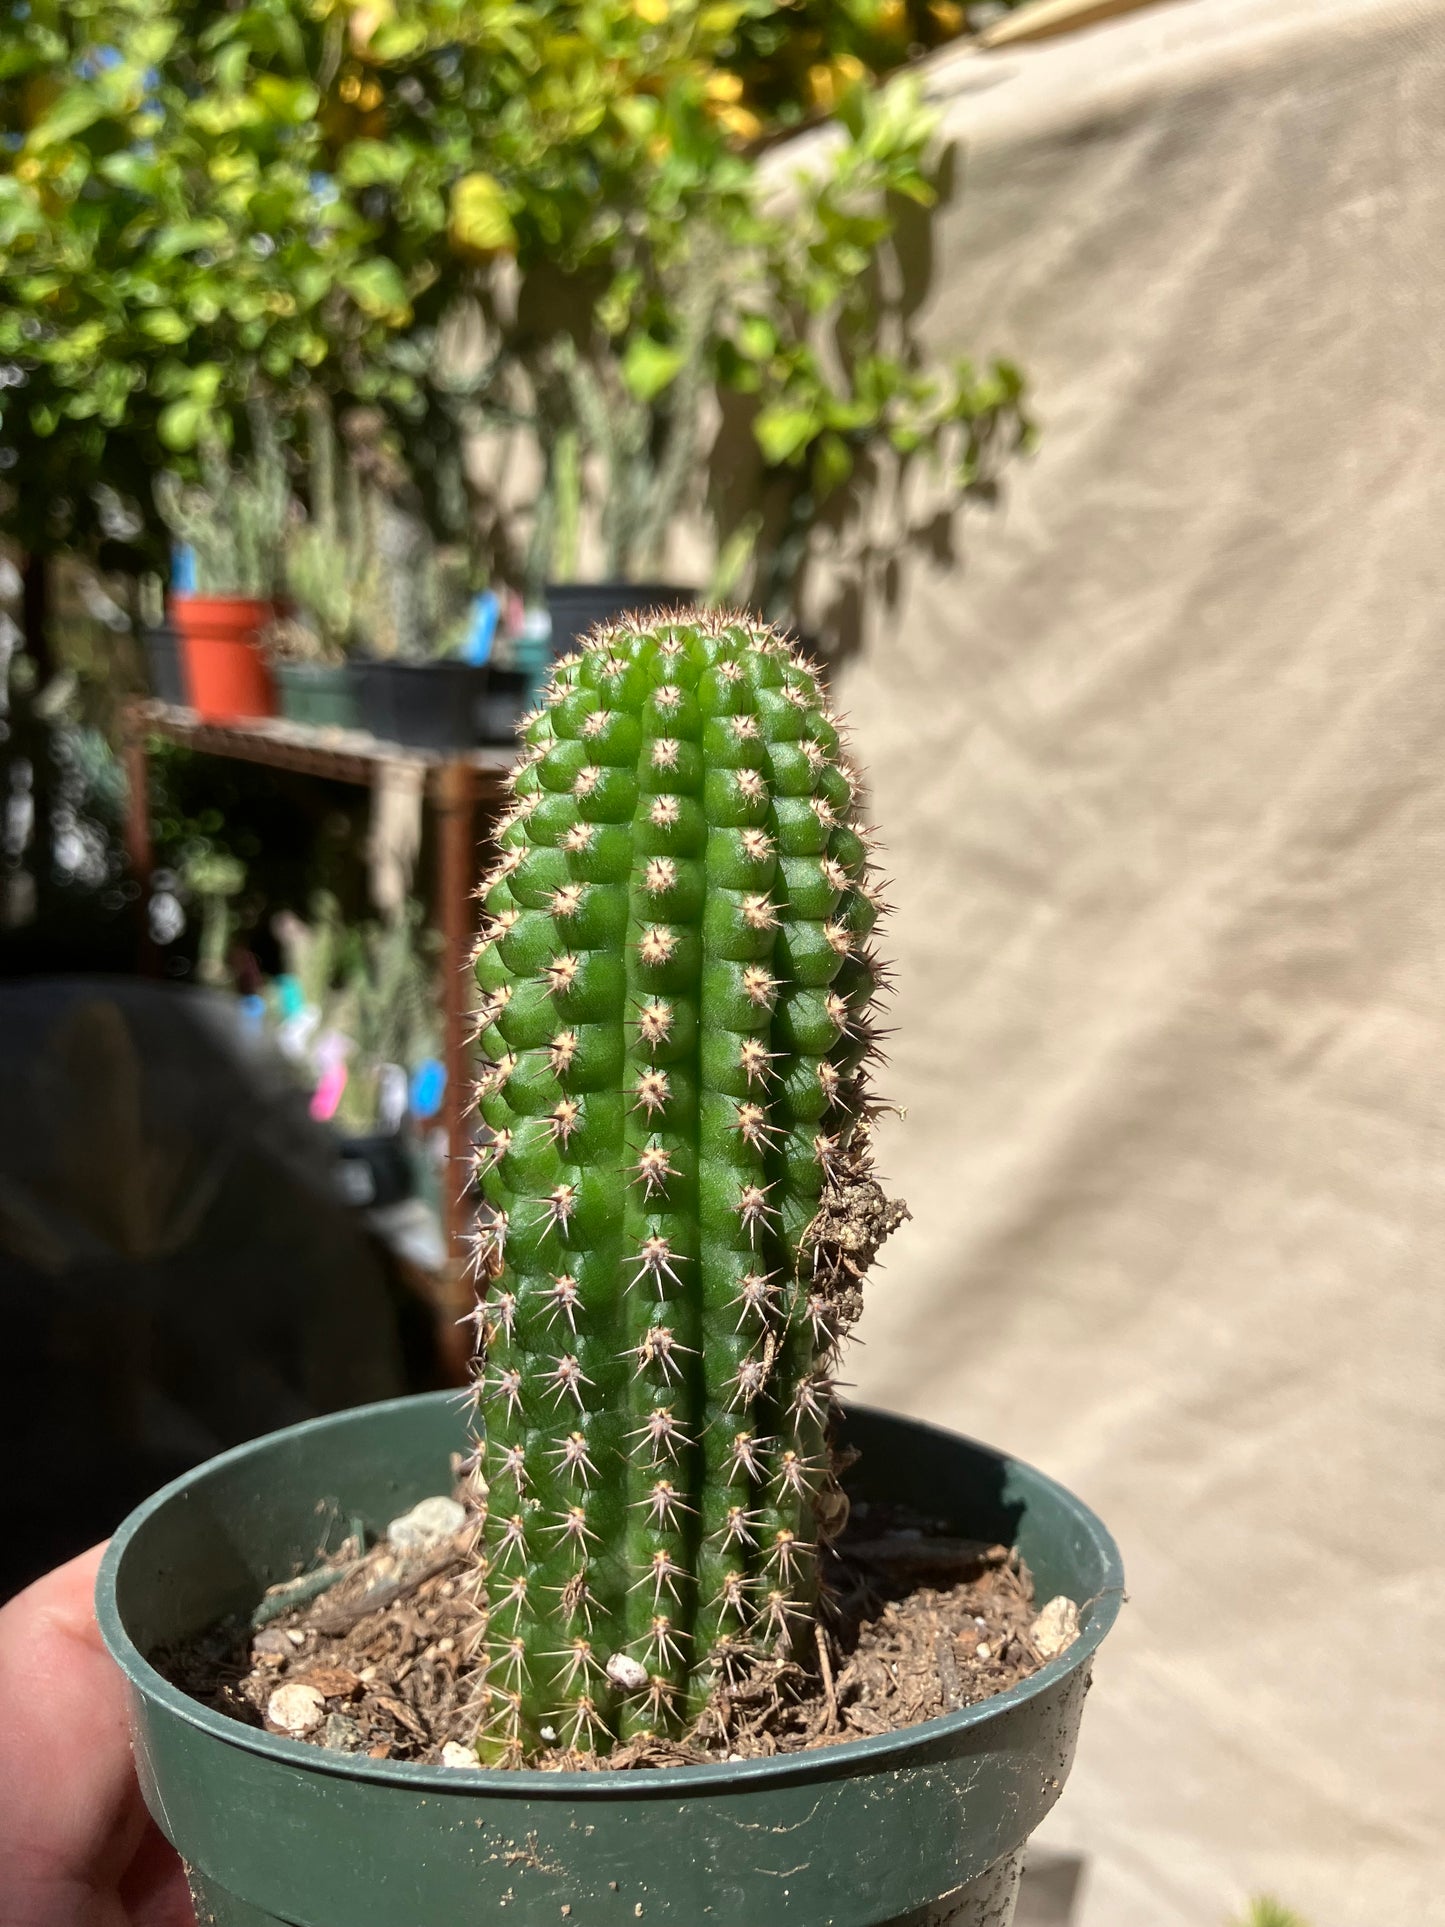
[761,2,1445,1920]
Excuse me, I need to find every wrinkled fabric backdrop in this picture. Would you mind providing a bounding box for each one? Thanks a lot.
[741,1,1445,1921]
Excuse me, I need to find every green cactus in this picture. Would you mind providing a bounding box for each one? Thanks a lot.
[467,608,893,1763]
[281,399,383,662]
[154,402,289,598]
[183,850,246,989]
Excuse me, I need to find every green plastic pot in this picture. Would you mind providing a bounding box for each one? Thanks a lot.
[97,1394,1122,1927]
[273,663,362,731]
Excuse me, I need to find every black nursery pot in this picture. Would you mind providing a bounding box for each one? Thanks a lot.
[333,1131,413,1210]
[97,1394,1122,1927]
[142,621,188,706]
[547,581,696,657]
[355,660,529,750]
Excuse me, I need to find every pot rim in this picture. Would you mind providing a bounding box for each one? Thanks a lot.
[545,580,697,595]
[169,592,275,611]
[96,1392,1123,1800]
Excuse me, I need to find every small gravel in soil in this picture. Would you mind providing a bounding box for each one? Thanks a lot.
[156,1490,1076,1771]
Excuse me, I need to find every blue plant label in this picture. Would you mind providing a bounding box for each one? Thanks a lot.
[410,1057,446,1119]
[462,590,500,665]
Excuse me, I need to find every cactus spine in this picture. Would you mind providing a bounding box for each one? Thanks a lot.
[468,610,888,1763]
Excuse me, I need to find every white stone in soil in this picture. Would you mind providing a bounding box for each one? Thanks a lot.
[605,1652,649,1691]
[267,1682,325,1734]
[1030,1595,1081,1660]
[441,1741,480,1768]
[386,1495,467,1552]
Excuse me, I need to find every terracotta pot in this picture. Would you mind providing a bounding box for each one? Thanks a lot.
[172,594,277,722]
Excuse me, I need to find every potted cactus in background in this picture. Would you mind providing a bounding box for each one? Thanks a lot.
[96,612,1122,1927]
[154,406,289,722]
[296,405,531,751]
[270,892,446,1209]
[268,399,380,731]
[528,325,705,656]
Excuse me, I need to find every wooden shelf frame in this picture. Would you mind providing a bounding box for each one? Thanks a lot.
[121,701,511,1355]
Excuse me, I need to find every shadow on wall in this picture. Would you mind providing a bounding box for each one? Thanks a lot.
[0,979,436,1599]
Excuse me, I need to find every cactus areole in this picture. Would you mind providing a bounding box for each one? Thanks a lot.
[468,610,897,1763]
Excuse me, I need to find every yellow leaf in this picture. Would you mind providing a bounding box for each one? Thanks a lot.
[806,63,836,111]
[448,172,516,258]
[712,103,763,142]
[347,0,395,57]
[633,0,669,21]
[704,70,744,103]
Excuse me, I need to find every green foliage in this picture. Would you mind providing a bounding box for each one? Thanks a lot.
[468,610,897,1760]
[1,0,1028,597]
[1232,1902,1310,1927]
[153,405,288,596]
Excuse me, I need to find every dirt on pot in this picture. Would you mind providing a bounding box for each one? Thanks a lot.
[156,1491,1078,1771]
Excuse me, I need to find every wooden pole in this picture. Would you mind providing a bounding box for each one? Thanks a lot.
[19,552,56,902]
[433,757,479,1375]
[120,703,159,975]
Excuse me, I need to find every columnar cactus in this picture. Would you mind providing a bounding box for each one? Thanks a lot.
[154,403,289,598]
[468,610,891,1763]
[282,398,383,661]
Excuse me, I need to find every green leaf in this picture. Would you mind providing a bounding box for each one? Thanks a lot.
[338,140,414,189]
[342,257,412,324]
[367,17,430,60]
[736,312,777,363]
[622,334,686,402]
[97,151,163,194]
[251,75,319,124]
[158,397,209,451]
[813,430,853,494]
[151,219,229,262]
[27,84,105,152]
[754,404,819,466]
[139,310,191,345]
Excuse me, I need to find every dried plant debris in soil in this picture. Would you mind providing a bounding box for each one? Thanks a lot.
[157,1494,1081,1770]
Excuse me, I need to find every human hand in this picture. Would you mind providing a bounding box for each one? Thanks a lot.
[0,1545,191,1927]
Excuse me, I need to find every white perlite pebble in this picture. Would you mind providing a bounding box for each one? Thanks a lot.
[441,1741,480,1769]
[1030,1595,1081,1660]
[266,1683,325,1734]
[387,1495,467,1553]
[605,1652,649,1691]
